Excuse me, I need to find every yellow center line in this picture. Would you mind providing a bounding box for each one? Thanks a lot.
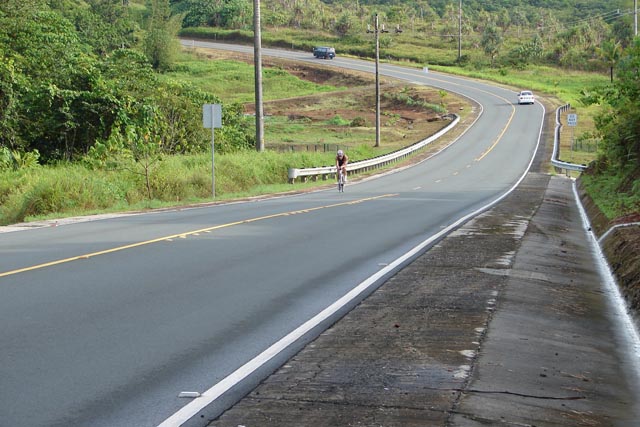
[475,104,515,161]
[390,67,517,162]
[1,193,398,278]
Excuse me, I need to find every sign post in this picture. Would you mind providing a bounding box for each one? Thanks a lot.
[567,113,577,154]
[203,104,222,198]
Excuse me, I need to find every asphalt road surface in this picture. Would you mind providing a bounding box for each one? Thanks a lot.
[0,43,545,427]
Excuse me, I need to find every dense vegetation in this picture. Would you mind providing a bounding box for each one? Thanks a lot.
[0,0,253,166]
[0,0,638,224]
[178,0,633,70]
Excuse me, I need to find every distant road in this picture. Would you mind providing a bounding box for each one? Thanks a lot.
[0,42,545,427]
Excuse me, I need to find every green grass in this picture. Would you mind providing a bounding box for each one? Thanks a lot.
[0,150,338,225]
[0,142,397,225]
[165,51,340,103]
[261,116,403,149]
[580,165,640,220]
[0,164,135,225]
[423,63,609,105]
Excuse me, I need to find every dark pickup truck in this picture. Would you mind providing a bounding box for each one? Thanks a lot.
[313,46,336,59]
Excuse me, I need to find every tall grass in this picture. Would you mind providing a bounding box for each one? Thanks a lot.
[0,143,390,225]
[0,164,134,225]
[0,150,338,225]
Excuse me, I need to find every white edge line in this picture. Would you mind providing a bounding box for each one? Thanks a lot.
[157,195,477,426]
[159,46,545,425]
[157,102,546,427]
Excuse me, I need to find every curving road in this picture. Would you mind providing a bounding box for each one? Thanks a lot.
[0,42,545,427]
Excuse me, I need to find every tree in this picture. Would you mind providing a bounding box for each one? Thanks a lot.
[143,0,182,71]
[334,11,356,37]
[219,0,252,29]
[597,39,622,82]
[0,52,22,150]
[72,0,138,55]
[481,24,502,66]
[583,39,640,169]
[506,34,543,68]
[440,4,459,43]
[172,0,217,27]
[496,9,510,33]
[509,8,528,37]
[0,2,106,159]
[611,18,633,49]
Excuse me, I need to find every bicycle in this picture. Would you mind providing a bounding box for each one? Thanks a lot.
[337,168,346,192]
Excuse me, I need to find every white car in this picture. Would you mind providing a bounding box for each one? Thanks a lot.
[517,90,535,105]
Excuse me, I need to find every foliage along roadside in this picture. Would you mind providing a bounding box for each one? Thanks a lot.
[0,0,253,164]
[0,144,384,226]
[2,0,638,224]
[0,150,318,225]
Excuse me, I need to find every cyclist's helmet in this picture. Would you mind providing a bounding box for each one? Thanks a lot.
[337,150,344,156]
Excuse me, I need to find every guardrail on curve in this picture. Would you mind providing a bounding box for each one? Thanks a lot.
[553,104,588,173]
[288,114,460,183]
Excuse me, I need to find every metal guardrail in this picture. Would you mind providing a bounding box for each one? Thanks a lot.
[552,104,588,173]
[288,114,460,183]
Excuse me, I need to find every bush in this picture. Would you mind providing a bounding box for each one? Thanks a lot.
[350,117,366,127]
[327,115,350,126]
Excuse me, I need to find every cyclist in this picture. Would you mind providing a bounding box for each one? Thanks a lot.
[336,149,349,182]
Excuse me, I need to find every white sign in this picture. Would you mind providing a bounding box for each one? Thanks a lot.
[203,104,222,128]
[203,104,223,198]
[567,113,577,127]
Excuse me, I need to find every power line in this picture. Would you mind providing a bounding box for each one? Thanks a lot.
[563,9,632,27]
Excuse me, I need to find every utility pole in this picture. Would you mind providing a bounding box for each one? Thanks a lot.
[253,0,265,152]
[366,15,396,148]
[374,13,380,148]
[458,0,462,61]
[635,0,638,36]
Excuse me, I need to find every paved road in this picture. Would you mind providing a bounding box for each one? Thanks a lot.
[208,173,640,427]
[1,46,546,427]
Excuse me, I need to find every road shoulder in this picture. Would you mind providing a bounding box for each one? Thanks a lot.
[450,176,639,426]
[208,172,637,426]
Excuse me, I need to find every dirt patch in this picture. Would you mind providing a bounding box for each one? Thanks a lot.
[193,47,469,151]
[602,226,640,311]
[252,83,462,149]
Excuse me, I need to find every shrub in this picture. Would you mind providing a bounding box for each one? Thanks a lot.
[350,117,366,127]
[327,115,350,126]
